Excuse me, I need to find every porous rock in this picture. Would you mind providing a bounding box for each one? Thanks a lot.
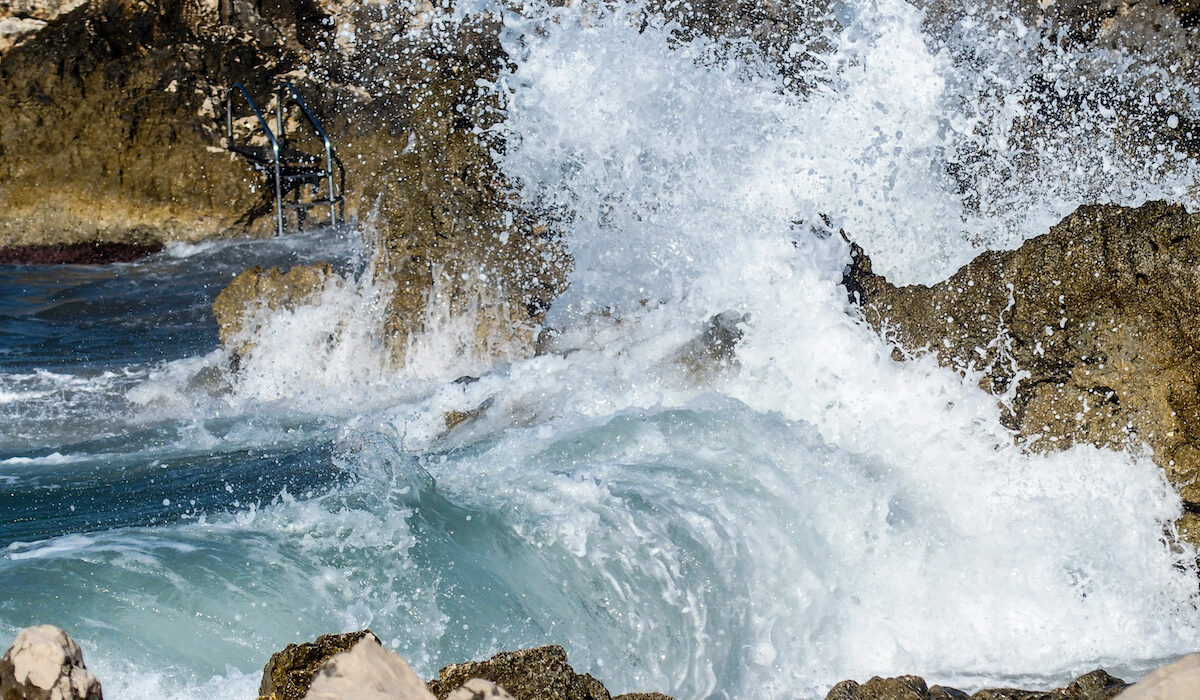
[256,629,371,700]
[302,634,434,700]
[826,669,1126,700]
[0,625,102,700]
[426,645,611,700]
[845,201,1200,536]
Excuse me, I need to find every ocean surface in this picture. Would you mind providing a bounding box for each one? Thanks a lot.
[5,1,1200,698]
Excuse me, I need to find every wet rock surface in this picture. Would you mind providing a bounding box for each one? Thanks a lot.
[826,670,1126,700]
[0,242,163,264]
[211,262,335,351]
[0,625,103,700]
[845,201,1200,534]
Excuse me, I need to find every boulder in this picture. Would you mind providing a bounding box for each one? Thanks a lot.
[0,625,103,700]
[1117,654,1200,700]
[211,262,334,352]
[826,675,933,700]
[845,201,1200,536]
[426,645,612,700]
[825,670,1126,700]
[256,629,371,700]
[302,634,435,700]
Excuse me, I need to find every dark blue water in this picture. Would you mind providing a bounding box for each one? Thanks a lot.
[0,232,359,547]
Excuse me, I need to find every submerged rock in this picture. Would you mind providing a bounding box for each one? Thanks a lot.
[257,630,371,700]
[675,310,752,376]
[826,669,1126,700]
[0,625,103,700]
[845,201,1200,536]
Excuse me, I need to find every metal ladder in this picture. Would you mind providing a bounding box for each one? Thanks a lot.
[225,81,346,236]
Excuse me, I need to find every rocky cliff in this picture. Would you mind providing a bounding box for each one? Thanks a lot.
[846,201,1200,539]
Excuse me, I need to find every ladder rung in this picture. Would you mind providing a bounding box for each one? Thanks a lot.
[283,196,344,210]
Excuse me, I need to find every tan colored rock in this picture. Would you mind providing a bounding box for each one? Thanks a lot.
[427,645,611,700]
[212,263,334,351]
[0,625,103,700]
[257,630,371,700]
[447,678,516,700]
[1117,654,1200,700]
[846,201,1200,530]
[303,635,435,700]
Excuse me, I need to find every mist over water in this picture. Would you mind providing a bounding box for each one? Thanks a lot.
[4,1,1200,699]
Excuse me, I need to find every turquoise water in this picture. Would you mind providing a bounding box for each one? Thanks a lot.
[6,1,1200,698]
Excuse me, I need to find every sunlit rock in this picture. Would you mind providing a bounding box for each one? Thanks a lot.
[846,201,1200,537]
[0,625,103,700]
[256,630,372,700]
[825,670,1126,700]
[1117,654,1200,700]
[427,645,613,700]
[303,634,435,700]
[212,262,336,355]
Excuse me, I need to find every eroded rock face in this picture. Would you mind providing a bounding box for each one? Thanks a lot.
[0,625,103,700]
[426,645,612,700]
[826,670,1126,700]
[845,201,1200,530]
[360,12,567,365]
[0,0,276,247]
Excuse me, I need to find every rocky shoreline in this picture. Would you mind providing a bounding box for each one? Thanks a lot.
[4,625,1199,700]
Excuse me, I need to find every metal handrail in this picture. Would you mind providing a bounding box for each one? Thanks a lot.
[226,79,345,232]
[278,81,345,225]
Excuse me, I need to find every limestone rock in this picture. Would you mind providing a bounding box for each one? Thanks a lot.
[825,670,1126,700]
[826,675,931,700]
[212,263,334,351]
[303,634,435,700]
[0,625,102,700]
[426,645,611,700]
[446,679,516,700]
[1117,654,1200,700]
[0,0,84,53]
[845,201,1200,526]
[257,630,371,700]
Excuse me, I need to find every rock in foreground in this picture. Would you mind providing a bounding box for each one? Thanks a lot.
[427,646,612,700]
[257,630,372,700]
[0,625,102,700]
[826,669,1127,700]
[845,201,1200,536]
